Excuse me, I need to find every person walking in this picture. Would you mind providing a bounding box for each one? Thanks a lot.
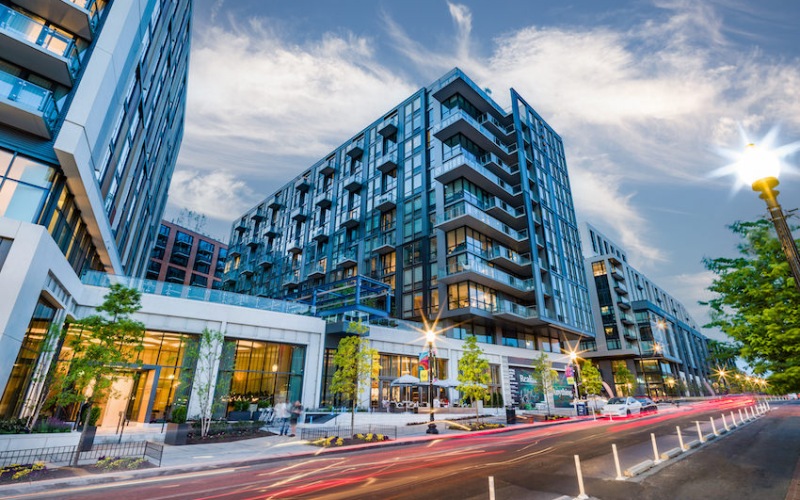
[274,398,290,436]
[289,401,302,437]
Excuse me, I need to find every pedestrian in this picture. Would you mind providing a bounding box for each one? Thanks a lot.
[274,398,290,436]
[289,401,302,437]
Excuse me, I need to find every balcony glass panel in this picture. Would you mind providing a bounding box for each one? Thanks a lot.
[0,4,82,74]
[0,70,58,127]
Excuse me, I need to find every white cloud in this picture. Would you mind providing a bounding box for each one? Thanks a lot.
[167,169,257,222]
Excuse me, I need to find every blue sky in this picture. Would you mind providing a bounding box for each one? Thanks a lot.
[165,0,800,340]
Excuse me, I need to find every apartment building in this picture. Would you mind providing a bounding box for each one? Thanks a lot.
[582,224,712,398]
[0,0,192,417]
[146,220,227,289]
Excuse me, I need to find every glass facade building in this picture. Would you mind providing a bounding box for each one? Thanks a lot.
[223,69,595,350]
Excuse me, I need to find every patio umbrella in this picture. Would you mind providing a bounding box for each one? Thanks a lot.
[390,374,421,386]
[433,379,459,388]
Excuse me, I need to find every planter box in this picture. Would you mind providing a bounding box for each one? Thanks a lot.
[78,426,97,452]
[227,411,253,421]
[164,423,190,446]
[0,431,80,452]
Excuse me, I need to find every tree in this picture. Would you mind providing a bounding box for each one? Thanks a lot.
[580,360,603,414]
[531,353,557,417]
[707,339,741,372]
[184,329,226,438]
[456,335,490,421]
[50,284,145,464]
[615,365,636,397]
[328,321,376,433]
[703,219,800,393]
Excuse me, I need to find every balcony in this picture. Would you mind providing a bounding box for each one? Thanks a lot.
[291,206,307,222]
[620,312,635,326]
[257,251,274,268]
[480,152,520,183]
[436,200,529,250]
[239,262,254,277]
[335,249,358,268]
[483,196,525,228]
[11,0,100,40]
[320,159,336,175]
[308,261,327,279]
[479,113,514,139]
[171,242,191,258]
[432,109,518,162]
[295,177,311,192]
[311,226,329,242]
[485,246,532,275]
[314,190,333,208]
[0,70,58,138]
[377,115,398,136]
[343,172,364,191]
[617,299,631,310]
[623,331,638,342]
[535,233,545,249]
[265,224,280,237]
[287,238,303,254]
[283,270,301,288]
[0,4,81,87]
[373,231,395,254]
[376,149,398,174]
[267,198,283,210]
[440,254,534,298]
[341,207,361,228]
[345,139,364,158]
[492,298,541,325]
[375,190,396,212]
[251,207,266,221]
[432,152,522,204]
[227,244,241,258]
[610,266,624,281]
[614,282,629,296]
[245,237,260,250]
[234,219,248,233]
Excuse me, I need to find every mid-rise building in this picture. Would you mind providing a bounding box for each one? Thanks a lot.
[582,224,712,398]
[146,220,227,289]
[0,0,192,417]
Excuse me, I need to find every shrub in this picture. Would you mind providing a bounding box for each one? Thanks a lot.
[32,417,71,434]
[170,406,187,424]
[1,462,45,481]
[88,407,102,426]
[95,456,146,471]
[0,418,27,434]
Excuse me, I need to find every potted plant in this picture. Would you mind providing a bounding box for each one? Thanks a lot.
[228,400,253,421]
[164,406,189,445]
[78,406,101,451]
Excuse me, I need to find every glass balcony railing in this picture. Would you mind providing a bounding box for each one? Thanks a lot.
[435,109,518,157]
[434,151,522,199]
[492,298,538,319]
[484,245,532,267]
[0,4,82,77]
[437,200,528,242]
[82,271,314,315]
[0,70,58,128]
[445,253,534,292]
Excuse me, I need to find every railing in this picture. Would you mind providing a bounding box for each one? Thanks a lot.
[0,441,163,468]
[0,4,82,76]
[433,153,521,199]
[300,424,397,442]
[435,109,517,156]
[492,298,538,319]
[0,70,59,128]
[375,190,396,207]
[82,271,314,315]
[444,254,534,292]
[437,201,528,242]
[484,246,531,266]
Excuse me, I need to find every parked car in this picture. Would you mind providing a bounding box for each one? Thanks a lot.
[635,397,658,413]
[603,397,642,417]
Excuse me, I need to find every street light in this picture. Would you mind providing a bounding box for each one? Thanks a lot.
[737,143,800,291]
[425,328,438,434]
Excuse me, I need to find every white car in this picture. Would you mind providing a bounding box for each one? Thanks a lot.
[603,397,642,417]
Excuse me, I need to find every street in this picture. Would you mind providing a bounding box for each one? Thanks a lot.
[6,400,797,500]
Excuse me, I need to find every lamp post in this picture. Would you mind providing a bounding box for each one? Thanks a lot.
[737,143,800,291]
[425,328,438,434]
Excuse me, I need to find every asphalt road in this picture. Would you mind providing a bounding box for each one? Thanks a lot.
[9,400,798,500]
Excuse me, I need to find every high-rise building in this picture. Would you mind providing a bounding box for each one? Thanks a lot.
[582,224,712,398]
[146,220,228,289]
[224,68,595,350]
[0,0,192,417]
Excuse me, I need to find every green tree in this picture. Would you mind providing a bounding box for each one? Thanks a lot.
[707,339,741,372]
[615,365,636,397]
[456,335,490,421]
[328,321,376,433]
[703,219,800,393]
[531,353,557,417]
[51,284,145,464]
[580,360,603,414]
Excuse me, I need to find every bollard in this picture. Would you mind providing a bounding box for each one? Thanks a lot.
[730,411,737,428]
[612,443,625,480]
[739,408,745,423]
[766,400,771,411]
[574,455,589,500]
[488,476,495,500]
[677,426,686,451]
[710,417,718,436]
[651,433,661,464]
[722,414,729,432]
[696,421,705,443]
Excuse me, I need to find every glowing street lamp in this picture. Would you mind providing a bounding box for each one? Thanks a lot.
[735,143,800,290]
[425,328,438,434]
